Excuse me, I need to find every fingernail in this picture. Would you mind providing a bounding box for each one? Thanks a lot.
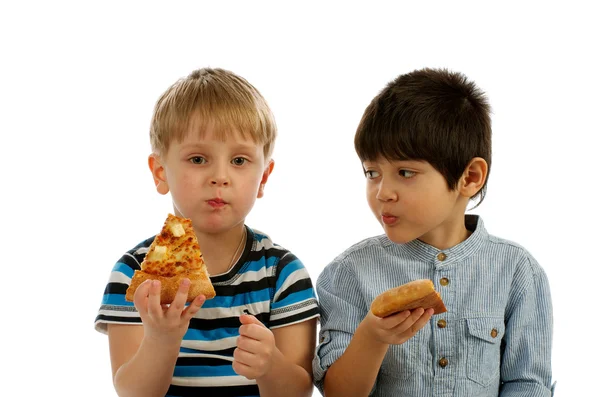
[181,278,190,287]
[152,280,160,287]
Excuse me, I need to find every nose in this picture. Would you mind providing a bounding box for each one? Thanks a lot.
[376,179,397,202]
[210,164,230,186]
[211,176,229,186]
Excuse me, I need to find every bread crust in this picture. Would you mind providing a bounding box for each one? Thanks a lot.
[125,270,216,304]
[370,279,447,318]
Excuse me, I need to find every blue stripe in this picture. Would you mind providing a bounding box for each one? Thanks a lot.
[112,262,134,278]
[202,289,270,309]
[102,293,135,306]
[271,288,315,310]
[184,327,239,341]
[240,256,277,274]
[254,232,268,242]
[173,364,236,377]
[275,259,304,289]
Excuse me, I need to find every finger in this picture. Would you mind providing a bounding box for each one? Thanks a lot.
[148,280,163,319]
[391,308,426,334]
[240,314,265,327]
[233,346,256,366]
[133,280,151,314]
[239,323,270,341]
[379,310,411,329]
[182,294,206,321]
[167,278,191,318]
[236,335,262,354]
[409,308,434,334]
[232,360,254,379]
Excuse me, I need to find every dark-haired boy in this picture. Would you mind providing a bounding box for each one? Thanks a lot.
[313,68,554,396]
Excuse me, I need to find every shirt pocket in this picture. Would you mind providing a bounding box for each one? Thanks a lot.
[466,317,505,387]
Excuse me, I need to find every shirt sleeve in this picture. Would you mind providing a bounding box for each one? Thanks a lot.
[312,259,373,394]
[500,255,554,396]
[268,251,320,329]
[94,251,143,334]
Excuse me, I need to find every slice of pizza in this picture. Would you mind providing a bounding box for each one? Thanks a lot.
[125,214,216,304]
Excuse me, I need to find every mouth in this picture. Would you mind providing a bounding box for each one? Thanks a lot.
[207,198,227,208]
[381,213,398,225]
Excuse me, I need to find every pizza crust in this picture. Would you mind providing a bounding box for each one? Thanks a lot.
[370,279,447,318]
[125,269,216,304]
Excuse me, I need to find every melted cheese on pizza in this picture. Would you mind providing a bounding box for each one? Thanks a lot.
[141,214,206,277]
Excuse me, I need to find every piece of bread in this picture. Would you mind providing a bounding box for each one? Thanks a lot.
[370,279,446,318]
[125,214,216,304]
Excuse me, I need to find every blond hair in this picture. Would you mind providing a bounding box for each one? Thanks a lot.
[150,68,277,159]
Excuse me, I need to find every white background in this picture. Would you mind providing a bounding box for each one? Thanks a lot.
[1,1,598,395]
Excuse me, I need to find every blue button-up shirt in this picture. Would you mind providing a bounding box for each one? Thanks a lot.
[313,215,554,396]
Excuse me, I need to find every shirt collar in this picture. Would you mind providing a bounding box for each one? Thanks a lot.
[386,214,487,267]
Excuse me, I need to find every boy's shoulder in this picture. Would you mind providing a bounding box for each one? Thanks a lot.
[485,231,545,276]
[322,234,391,274]
[248,227,296,257]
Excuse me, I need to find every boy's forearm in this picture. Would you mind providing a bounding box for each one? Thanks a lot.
[256,348,313,397]
[323,324,389,397]
[114,337,180,397]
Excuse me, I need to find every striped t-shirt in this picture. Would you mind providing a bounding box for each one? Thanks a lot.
[95,225,319,397]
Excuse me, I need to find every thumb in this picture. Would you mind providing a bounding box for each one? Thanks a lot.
[240,313,265,327]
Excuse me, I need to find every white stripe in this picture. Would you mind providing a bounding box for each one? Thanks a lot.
[218,268,267,286]
[98,308,139,318]
[181,336,237,351]
[192,301,270,320]
[109,271,131,284]
[273,268,309,302]
[177,352,234,362]
[171,375,256,387]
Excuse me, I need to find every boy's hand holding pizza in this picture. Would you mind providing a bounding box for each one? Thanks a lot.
[126,214,216,344]
[133,278,206,345]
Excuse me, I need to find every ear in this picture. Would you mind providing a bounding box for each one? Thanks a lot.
[148,153,170,195]
[257,159,275,199]
[458,157,488,198]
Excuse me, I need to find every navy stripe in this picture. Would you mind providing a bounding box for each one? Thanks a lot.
[188,312,270,331]
[166,384,259,397]
[118,253,141,271]
[274,278,313,303]
[95,314,141,324]
[104,282,129,295]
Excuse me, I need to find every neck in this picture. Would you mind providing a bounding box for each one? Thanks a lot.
[418,202,471,250]
[194,224,247,275]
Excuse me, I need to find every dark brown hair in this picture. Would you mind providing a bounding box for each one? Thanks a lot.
[355,68,492,206]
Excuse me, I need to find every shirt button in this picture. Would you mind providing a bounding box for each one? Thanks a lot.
[439,357,449,368]
[437,319,447,328]
[491,328,498,338]
[440,277,450,286]
[437,252,447,261]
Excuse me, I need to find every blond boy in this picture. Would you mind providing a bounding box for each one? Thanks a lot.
[95,68,319,397]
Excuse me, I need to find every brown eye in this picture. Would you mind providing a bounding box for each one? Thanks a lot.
[399,170,416,178]
[190,156,206,164]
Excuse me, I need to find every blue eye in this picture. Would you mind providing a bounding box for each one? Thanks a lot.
[399,170,416,178]
[232,157,247,166]
[190,156,206,164]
